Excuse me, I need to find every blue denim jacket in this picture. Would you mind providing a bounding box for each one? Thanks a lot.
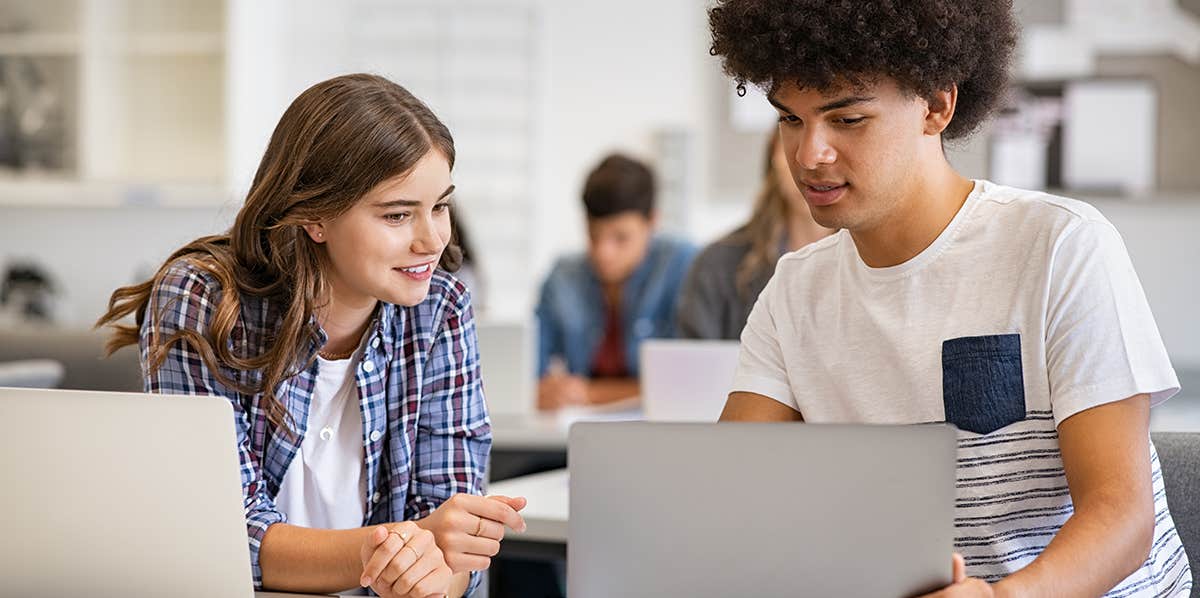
[535,235,696,377]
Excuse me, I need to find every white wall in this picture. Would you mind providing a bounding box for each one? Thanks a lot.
[534,0,712,274]
[0,205,234,325]
[1093,200,1200,368]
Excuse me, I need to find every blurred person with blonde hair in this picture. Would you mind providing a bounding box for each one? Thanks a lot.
[676,130,833,340]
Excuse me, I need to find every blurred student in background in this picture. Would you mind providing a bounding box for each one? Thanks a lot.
[535,154,696,410]
[676,130,832,340]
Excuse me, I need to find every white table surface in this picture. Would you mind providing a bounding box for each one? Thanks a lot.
[255,593,351,597]
[489,400,641,451]
[488,468,569,543]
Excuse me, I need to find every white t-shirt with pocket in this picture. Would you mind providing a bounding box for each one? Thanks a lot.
[733,180,1191,595]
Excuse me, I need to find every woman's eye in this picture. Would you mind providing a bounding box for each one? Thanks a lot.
[433,202,450,213]
[384,213,409,223]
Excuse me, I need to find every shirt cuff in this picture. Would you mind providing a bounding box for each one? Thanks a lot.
[466,570,482,596]
[1051,371,1181,427]
[730,373,797,412]
[246,508,287,589]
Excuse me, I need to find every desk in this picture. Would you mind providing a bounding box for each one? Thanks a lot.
[487,469,570,597]
[488,406,639,482]
[489,468,569,543]
[489,402,642,452]
[255,593,352,597]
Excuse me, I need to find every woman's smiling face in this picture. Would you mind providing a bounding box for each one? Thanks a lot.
[308,149,455,308]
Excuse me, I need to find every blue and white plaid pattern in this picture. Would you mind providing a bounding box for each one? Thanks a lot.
[140,258,491,593]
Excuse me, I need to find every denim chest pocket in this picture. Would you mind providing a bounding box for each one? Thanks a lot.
[941,334,1027,435]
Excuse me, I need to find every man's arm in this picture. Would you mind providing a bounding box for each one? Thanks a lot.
[991,394,1154,598]
[586,377,640,405]
[720,391,804,422]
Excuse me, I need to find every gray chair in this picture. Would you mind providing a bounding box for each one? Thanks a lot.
[1153,432,1200,596]
[0,327,141,392]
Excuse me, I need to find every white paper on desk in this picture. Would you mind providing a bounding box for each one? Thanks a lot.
[556,396,644,429]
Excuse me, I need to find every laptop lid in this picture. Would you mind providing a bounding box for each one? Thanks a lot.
[475,319,535,415]
[639,339,741,422]
[0,387,254,597]
[568,421,956,598]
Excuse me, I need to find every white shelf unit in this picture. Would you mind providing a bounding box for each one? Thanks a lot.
[0,0,228,206]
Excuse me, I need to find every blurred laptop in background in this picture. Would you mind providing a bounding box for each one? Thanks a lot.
[639,339,740,422]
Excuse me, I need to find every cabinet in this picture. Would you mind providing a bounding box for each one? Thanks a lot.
[0,0,226,205]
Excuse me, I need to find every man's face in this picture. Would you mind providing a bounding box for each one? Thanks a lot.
[587,211,655,285]
[769,77,932,233]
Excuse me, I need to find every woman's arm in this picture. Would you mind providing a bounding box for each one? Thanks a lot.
[259,524,373,592]
[141,262,291,588]
[260,521,460,595]
[408,293,495,594]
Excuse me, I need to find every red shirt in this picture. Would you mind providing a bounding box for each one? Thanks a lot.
[590,300,628,378]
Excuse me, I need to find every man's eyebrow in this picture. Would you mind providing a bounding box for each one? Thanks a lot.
[816,96,876,113]
[767,94,792,113]
[767,94,877,114]
[372,185,456,208]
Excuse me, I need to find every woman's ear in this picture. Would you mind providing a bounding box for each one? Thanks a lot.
[924,84,959,136]
[302,223,326,244]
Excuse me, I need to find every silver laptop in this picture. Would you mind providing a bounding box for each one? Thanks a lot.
[568,422,956,598]
[639,339,740,422]
[475,319,536,415]
[0,387,255,597]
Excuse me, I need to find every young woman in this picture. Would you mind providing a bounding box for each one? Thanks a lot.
[98,74,525,598]
[676,130,833,340]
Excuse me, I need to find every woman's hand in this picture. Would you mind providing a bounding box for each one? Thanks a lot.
[359,522,453,598]
[417,493,528,573]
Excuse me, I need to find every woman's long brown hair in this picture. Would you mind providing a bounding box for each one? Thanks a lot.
[726,130,789,297]
[96,73,459,434]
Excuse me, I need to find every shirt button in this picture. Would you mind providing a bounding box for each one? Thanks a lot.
[362,360,375,373]
[370,430,382,442]
[371,336,381,348]
[372,492,382,504]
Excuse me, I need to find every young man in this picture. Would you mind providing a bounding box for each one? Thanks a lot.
[709,1,1191,597]
[535,154,695,410]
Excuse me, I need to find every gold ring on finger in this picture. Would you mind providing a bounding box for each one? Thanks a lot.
[474,517,485,537]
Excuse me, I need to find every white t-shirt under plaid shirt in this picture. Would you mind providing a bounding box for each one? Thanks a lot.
[732,180,1191,596]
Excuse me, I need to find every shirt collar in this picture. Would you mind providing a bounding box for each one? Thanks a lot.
[374,302,397,360]
[306,301,397,360]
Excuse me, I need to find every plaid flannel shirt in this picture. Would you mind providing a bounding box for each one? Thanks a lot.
[141,258,491,594]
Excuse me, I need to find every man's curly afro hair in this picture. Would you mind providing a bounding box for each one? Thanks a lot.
[709,0,1019,140]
